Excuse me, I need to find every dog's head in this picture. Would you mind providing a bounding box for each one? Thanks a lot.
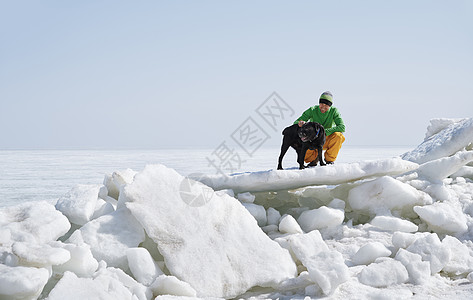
[298,122,320,142]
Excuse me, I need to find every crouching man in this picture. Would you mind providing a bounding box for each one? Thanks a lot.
[294,91,346,165]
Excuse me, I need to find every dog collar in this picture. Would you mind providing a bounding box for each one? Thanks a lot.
[309,128,320,142]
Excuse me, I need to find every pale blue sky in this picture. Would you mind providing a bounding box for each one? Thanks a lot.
[1,1,472,149]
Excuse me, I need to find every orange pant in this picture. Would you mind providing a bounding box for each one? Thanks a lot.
[304,132,345,163]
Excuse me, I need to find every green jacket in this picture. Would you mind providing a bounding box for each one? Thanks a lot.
[294,105,346,136]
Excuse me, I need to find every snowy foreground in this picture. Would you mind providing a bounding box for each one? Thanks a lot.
[1,118,473,300]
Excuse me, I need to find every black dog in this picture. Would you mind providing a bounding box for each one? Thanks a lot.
[277,122,326,170]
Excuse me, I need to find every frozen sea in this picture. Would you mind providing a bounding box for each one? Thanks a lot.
[0,146,412,208]
[3,118,473,300]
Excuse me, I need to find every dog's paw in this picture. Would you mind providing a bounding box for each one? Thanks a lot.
[299,165,305,170]
[307,160,318,167]
[277,166,284,170]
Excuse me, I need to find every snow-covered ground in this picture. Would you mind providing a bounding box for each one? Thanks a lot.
[1,118,473,299]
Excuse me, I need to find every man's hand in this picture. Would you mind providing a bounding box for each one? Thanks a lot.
[298,120,305,127]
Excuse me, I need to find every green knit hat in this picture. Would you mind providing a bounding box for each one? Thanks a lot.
[319,91,333,106]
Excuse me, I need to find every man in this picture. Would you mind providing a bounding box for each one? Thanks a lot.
[294,91,345,165]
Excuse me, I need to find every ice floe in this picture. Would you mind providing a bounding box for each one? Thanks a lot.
[1,118,473,299]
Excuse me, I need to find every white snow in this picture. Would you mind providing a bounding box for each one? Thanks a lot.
[46,268,150,300]
[406,233,450,275]
[2,117,473,299]
[275,230,350,295]
[197,157,419,193]
[414,202,468,235]
[0,201,70,246]
[351,242,391,266]
[370,215,418,233]
[67,208,145,270]
[12,242,70,268]
[304,250,350,295]
[402,118,473,164]
[424,118,466,139]
[149,275,197,298]
[51,241,98,277]
[358,258,409,287]
[55,184,101,226]
[104,168,137,201]
[394,248,431,285]
[242,203,268,227]
[415,150,473,183]
[126,247,163,286]
[441,235,473,276]
[281,230,329,265]
[279,214,303,234]
[451,165,473,180]
[348,176,432,217]
[0,264,49,300]
[297,206,345,232]
[123,164,297,298]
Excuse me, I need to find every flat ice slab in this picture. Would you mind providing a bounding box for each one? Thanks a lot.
[197,157,418,193]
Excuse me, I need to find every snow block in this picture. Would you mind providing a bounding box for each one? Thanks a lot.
[413,202,468,235]
[0,201,70,246]
[441,236,473,276]
[348,176,432,217]
[415,150,473,183]
[93,266,151,300]
[150,275,197,297]
[278,230,348,294]
[51,241,99,277]
[283,230,329,265]
[123,164,297,298]
[395,248,431,285]
[127,247,163,286]
[450,166,473,180]
[242,203,267,227]
[358,258,408,287]
[304,250,349,295]
[104,168,137,201]
[392,232,430,254]
[406,233,450,275]
[297,206,344,232]
[12,241,70,268]
[351,242,391,266]
[0,264,50,300]
[279,214,303,234]
[67,208,145,270]
[55,184,101,226]
[370,216,418,233]
[47,270,137,300]
[402,118,473,164]
[424,118,466,140]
